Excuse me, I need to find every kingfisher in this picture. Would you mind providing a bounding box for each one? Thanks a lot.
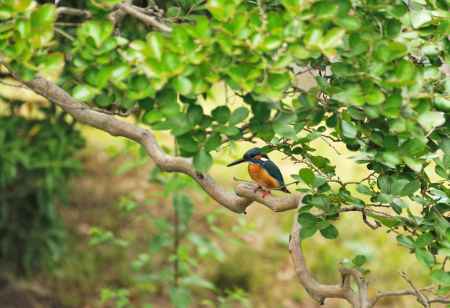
[227,147,290,197]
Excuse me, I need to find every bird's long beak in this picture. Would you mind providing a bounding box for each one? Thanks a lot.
[227,158,247,167]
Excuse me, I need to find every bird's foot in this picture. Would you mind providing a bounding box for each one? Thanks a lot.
[253,185,262,193]
[261,190,271,198]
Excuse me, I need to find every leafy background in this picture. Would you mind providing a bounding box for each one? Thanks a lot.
[0,0,449,306]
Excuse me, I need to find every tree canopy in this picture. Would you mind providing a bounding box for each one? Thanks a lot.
[0,0,449,306]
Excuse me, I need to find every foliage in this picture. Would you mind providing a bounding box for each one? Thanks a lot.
[0,102,84,274]
[1,0,449,297]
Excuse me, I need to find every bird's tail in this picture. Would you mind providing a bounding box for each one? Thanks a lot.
[281,186,290,193]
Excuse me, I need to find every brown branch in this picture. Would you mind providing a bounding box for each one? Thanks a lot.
[56,7,92,18]
[4,70,301,214]
[400,271,430,308]
[289,216,359,306]
[362,210,381,230]
[117,3,172,33]
[370,283,450,307]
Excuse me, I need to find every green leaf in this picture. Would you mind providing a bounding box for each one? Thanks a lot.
[300,225,317,239]
[377,175,392,194]
[352,255,367,267]
[298,213,320,228]
[401,179,421,196]
[434,95,450,112]
[418,111,445,132]
[415,248,434,268]
[31,4,56,29]
[181,275,215,290]
[438,248,450,257]
[313,1,339,19]
[194,150,213,173]
[319,27,345,50]
[72,84,99,102]
[273,112,297,138]
[173,76,192,95]
[415,233,433,248]
[147,32,164,61]
[336,15,361,31]
[341,120,357,138]
[281,0,306,13]
[394,60,416,84]
[78,20,113,47]
[177,134,198,153]
[211,106,230,124]
[298,168,315,186]
[383,92,402,118]
[205,133,222,152]
[374,41,407,62]
[143,110,164,124]
[390,178,409,195]
[431,270,450,287]
[229,107,249,125]
[111,63,130,81]
[187,105,203,124]
[365,88,385,105]
[357,184,373,196]
[207,0,238,21]
[397,235,415,249]
[410,10,432,29]
[170,287,192,308]
[173,194,193,226]
[332,85,364,106]
[320,224,338,239]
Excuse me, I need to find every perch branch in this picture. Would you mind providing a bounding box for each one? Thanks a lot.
[3,69,301,214]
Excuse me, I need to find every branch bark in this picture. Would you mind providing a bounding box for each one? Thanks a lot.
[117,3,172,33]
[288,216,360,306]
[57,7,92,18]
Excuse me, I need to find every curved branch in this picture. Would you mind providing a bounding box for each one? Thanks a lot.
[288,216,358,306]
[7,73,301,214]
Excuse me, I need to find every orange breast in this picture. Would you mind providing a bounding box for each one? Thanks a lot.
[248,163,279,189]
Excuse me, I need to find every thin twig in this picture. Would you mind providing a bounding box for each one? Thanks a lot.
[362,210,381,230]
[55,28,74,41]
[57,7,92,18]
[401,271,430,308]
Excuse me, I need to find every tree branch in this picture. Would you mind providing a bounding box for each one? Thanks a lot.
[117,3,172,33]
[288,216,358,306]
[370,286,450,307]
[56,7,92,18]
[5,71,301,214]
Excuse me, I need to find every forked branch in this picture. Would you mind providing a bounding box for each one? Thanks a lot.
[289,213,449,308]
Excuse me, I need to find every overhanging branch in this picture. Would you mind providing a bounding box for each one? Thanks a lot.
[5,71,301,214]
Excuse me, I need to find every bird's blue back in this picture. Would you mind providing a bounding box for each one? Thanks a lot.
[256,159,286,186]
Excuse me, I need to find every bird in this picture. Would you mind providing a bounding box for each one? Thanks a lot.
[227,147,290,197]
